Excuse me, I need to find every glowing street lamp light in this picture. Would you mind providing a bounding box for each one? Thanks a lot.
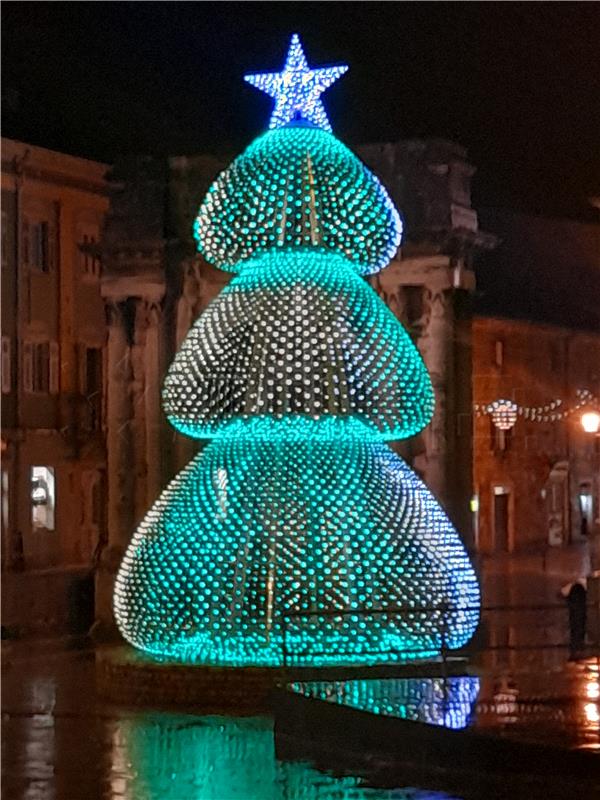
[581,411,600,434]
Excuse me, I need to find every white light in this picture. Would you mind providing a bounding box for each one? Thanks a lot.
[586,680,600,701]
[581,411,600,434]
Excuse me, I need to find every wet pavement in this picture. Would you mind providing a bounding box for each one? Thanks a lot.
[2,548,598,800]
[2,639,465,800]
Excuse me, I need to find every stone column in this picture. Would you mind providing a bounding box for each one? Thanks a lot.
[143,302,163,508]
[94,301,134,635]
[130,300,149,524]
[417,288,452,504]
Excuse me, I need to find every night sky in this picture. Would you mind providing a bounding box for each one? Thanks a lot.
[2,2,599,218]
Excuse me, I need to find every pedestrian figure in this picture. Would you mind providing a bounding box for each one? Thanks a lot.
[561,579,587,658]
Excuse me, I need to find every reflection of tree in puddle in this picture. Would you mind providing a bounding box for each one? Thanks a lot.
[108,714,445,800]
[289,676,480,730]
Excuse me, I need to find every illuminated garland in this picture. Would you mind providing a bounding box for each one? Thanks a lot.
[476,389,599,429]
[113,37,480,667]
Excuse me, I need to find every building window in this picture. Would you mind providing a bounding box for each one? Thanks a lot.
[1,470,9,532]
[493,486,511,553]
[1,336,11,393]
[23,341,59,394]
[81,346,102,429]
[23,219,55,272]
[490,418,512,453]
[79,234,101,279]
[31,466,55,531]
[1,211,8,268]
[494,340,504,368]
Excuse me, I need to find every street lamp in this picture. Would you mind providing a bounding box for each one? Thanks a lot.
[581,411,600,434]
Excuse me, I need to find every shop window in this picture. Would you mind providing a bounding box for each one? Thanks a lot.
[579,482,593,538]
[31,466,55,530]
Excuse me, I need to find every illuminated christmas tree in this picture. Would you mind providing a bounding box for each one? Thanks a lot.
[113,35,480,666]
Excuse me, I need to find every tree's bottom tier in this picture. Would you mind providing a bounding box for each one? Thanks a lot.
[113,436,480,667]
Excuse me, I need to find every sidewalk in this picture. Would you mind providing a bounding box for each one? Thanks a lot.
[479,542,590,607]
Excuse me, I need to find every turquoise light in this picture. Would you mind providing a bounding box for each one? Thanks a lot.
[195,126,402,274]
[163,250,434,441]
[114,419,479,666]
[113,39,480,667]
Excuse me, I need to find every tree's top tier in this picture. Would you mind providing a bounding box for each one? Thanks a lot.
[194,125,402,275]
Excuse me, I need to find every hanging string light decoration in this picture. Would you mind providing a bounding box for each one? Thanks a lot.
[114,35,480,667]
[476,389,599,427]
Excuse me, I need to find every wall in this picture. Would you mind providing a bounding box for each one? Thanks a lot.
[1,138,109,633]
[473,316,600,554]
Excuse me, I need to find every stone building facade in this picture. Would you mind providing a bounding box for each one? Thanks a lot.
[1,139,109,633]
[473,211,600,555]
[473,317,600,554]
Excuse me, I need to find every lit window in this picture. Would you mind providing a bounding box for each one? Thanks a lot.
[31,466,55,530]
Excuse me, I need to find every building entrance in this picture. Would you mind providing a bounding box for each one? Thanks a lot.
[493,487,510,552]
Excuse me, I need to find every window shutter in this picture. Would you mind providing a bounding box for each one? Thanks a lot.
[21,218,30,266]
[48,215,58,271]
[49,342,59,394]
[23,342,33,392]
[1,336,11,393]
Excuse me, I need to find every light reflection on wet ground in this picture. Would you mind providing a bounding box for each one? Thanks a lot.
[1,642,462,800]
[291,657,600,751]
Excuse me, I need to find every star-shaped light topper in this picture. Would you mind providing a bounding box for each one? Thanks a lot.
[244,34,348,133]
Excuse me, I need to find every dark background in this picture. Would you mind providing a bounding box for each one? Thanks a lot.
[3,2,599,218]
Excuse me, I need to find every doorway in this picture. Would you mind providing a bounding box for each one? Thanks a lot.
[493,486,511,553]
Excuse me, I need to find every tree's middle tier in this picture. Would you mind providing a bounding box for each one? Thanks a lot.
[164,249,434,439]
